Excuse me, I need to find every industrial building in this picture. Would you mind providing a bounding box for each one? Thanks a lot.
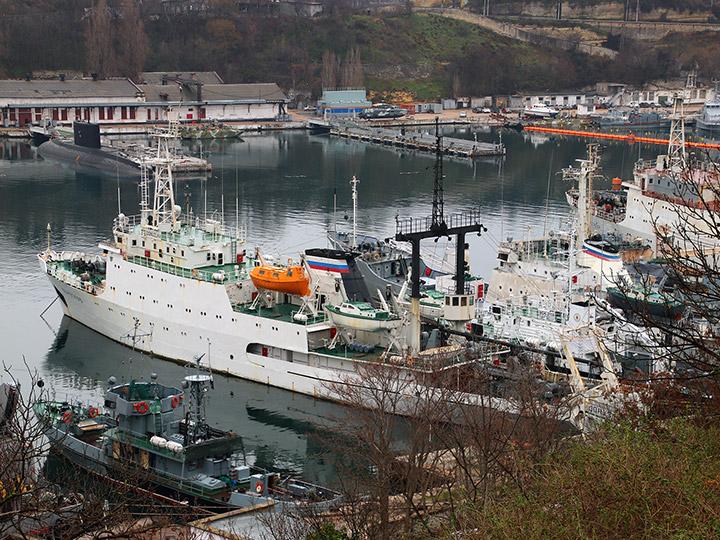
[316,89,372,117]
[0,72,290,127]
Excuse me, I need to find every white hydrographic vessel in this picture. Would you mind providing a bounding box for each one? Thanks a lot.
[38,133,512,417]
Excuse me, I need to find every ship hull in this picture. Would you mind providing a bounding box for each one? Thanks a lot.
[37,139,140,176]
[40,253,343,400]
[696,118,720,134]
[44,426,251,512]
[607,287,685,320]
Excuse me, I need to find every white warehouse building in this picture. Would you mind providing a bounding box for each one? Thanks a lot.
[0,72,290,127]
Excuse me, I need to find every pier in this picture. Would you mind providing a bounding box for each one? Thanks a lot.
[330,124,505,159]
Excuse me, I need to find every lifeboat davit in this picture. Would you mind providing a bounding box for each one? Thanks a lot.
[250,265,311,296]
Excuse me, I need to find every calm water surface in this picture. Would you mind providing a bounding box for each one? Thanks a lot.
[0,127,649,484]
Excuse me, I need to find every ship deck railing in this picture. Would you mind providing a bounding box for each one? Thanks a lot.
[500,241,573,265]
[395,210,484,237]
[112,428,184,458]
[492,300,566,324]
[127,256,251,284]
[114,213,246,247]
[316,341,505,372]
[46,258,106,295]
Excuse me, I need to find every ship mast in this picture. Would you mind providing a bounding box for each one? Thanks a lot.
[667,95,686,169]
[148,113,180,232]
[183,354,212,445]
[395,118,485,355]
[563,143,601,253]
[351,175,358,249]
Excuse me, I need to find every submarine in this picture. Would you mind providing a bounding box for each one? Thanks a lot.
[37,122,140,176]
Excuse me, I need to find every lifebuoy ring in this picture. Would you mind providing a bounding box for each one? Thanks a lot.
[373,252,381,261]
[62,411,72,423]
[89,407,99,418]
[136,401,149,414]
[171,396,178,408]
[287,258,293,265]
[406,357,414,367]
[116,415,120,425]
[255,481,264,494]
[192,269,198,278]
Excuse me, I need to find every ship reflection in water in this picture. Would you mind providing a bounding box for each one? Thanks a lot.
[44,316,352,487]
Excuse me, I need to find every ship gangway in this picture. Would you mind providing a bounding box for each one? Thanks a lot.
[330,124,505,159]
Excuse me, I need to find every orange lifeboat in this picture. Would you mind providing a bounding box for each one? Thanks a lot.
[249,265,311,296]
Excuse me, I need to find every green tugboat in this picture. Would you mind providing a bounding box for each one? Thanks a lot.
[34,357,340,512]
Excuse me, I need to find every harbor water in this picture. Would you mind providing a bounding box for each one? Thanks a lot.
[0,126,649,485]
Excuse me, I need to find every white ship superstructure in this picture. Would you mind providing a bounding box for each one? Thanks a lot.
[696,81,720,134]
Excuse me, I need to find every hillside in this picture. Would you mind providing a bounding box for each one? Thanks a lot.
[0,1,719,101]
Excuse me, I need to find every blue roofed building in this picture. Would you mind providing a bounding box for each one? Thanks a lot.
[317,88,371,117]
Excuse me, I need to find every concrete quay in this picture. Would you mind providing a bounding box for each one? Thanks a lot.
[330,123,505,158]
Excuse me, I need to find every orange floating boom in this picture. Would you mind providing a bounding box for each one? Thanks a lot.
[524,126,720,150]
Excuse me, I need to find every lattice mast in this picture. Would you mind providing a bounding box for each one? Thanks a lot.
[150,114,179,230]
[668,95,687,169]
[432,118,445,230]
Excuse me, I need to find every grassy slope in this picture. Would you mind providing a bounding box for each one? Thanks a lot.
[143,12,608,101]
[447,417,720,540]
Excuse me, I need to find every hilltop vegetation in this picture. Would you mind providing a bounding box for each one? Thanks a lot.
[0,0,719,100]
[442,416,720,540]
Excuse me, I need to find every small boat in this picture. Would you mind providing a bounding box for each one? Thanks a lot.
[395,280,445,320]
[607,284,686,320]
[521,104,559,119]
[582,237,621,262]
[596,109,670,129]
[250,264,311,296]
[34,359,340,513]
[324,302,402,331]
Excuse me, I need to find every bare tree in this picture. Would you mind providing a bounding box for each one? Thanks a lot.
[321,50,341,89]
[343,46,364,89]
[85,0,116,78]
[117,0,148,81]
